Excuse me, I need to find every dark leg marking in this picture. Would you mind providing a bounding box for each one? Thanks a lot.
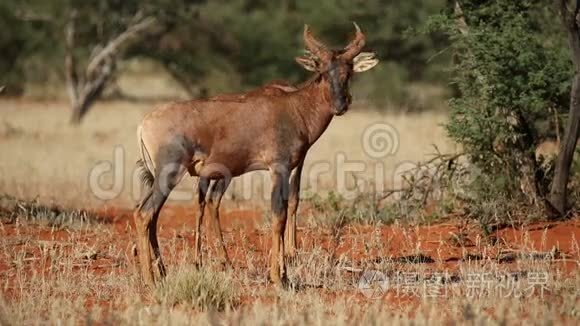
[207,177,232,267]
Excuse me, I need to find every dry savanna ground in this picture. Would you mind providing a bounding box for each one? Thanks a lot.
[0,95,578,325]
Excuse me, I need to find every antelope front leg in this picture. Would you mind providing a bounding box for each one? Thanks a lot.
[284,160,303,258]
[269,165,290,286]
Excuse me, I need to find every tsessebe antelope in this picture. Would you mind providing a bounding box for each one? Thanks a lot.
[134,23,379,287]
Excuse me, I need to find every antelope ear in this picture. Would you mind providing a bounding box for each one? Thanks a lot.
[353,52,379,73]
[295,56,318,72]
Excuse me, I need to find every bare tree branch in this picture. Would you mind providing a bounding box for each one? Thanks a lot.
[65,9,157,124]
[13,10,53,22]
[86,15,157,77]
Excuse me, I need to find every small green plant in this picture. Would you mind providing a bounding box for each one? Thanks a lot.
[305,190,411,226]
[155,267,239,311]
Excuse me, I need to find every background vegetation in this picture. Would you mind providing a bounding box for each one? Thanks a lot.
[0,0,449,108]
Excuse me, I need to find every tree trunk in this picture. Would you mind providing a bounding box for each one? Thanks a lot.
[549,74,580,213]
[70,91,102,124]
[69,66,111,124]
[70,102,83,124]
[549,0,580,215]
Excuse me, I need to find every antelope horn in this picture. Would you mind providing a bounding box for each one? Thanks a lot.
[303,24,331,61]
[341,22,366,61]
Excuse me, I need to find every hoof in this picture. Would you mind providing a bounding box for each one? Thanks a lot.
[269,274,290,290]
[285,252,298,265]
[218,260,232,272]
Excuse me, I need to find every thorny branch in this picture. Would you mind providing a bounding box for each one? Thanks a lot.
[380,145,466,206]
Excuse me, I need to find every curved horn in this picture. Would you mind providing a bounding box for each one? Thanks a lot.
[303,24,331,61]
[341,22,366,61]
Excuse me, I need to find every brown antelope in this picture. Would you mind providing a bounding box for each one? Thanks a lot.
[535,108,561,170]
[134,23,379,287]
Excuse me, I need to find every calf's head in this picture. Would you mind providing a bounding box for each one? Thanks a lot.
[296,23,379,116]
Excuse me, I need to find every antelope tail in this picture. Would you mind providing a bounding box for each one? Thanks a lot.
[136,126,154,188]
[136,159,154,188]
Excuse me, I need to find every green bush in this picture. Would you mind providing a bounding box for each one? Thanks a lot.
[425,0,571,217]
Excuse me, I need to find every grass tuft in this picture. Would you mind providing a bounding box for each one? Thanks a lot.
[155,267,239,311]
[0,194,97,228]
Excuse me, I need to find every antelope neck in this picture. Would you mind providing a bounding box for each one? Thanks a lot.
[291,76,336,145]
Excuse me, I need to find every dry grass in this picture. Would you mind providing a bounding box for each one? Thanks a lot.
[0,209,578,325]
[155,267,239,310]
[0,194,98,229]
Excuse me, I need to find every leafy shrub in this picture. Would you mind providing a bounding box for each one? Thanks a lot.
[425,0,571,219]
